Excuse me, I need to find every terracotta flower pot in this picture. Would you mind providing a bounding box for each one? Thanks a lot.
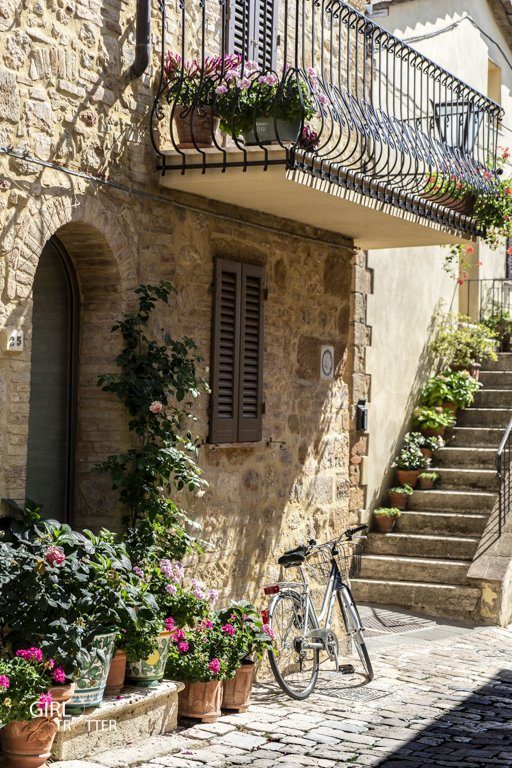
[174,106,220,148]
[420,447,433,460]
[421,426,445,438]
[387,492,408,510]
[126,631,174,688]
[222,663,254,712]
[396,469,420,489]
[442,401,458,415]
[452,363,481,380]
[178,680,223,723]
[105,649,127,696]
[374,515,397,533]
[0,717,58,768]
[48,682,75,718]
[418,477,435,490]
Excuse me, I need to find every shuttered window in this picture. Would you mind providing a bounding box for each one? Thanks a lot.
[210,258,265,443]
[227,0,279,71]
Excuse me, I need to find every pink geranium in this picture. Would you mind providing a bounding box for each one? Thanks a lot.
[37,691,53,713]
[164,617,175,632]
[16,647,43,663]
[173,628,186,642]
[221,623,236,637]
[45,546,65,565]
[177,641,189,654]
[0,675,10,689]
[208,658,221,675]
[51,666,66,684]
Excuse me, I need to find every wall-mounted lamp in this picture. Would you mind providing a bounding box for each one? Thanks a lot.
[356,399,368,432]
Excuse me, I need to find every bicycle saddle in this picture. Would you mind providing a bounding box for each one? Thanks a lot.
[278,547,306,567]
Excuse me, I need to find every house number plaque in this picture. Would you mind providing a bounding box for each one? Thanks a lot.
[320,345,334,381]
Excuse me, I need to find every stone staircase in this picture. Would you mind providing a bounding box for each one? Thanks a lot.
[351,353,512,622]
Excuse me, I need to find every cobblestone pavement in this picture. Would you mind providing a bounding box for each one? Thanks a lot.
[54,621,512,768]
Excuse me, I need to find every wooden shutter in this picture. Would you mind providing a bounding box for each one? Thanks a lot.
[210,259,265,443]
[238,263,264,441]
[227,0,278,71]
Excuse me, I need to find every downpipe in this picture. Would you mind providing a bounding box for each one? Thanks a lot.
[129,0,150,80]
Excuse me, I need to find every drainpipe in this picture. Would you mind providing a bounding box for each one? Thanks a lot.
[129,0,150,80]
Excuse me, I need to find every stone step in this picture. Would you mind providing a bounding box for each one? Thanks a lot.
[434,467,498,492]
[351,579,481,621]
[457,408,512,428]
[450,427,504,448]
[358,554,472,584]
[366,532,479,560]
[409,489,496,512]
[479,370,512,388]
[435,446,496,468]
[395,509,488,536]
[475,389,512,408]
[480,353,512,371]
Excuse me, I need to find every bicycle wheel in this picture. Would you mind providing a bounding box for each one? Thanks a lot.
[337,584,374,681]
[268,589,319,699]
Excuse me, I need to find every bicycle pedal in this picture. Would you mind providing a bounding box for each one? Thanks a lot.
[338,663,355,675]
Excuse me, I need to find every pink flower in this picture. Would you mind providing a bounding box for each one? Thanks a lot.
[45,546,65,566]
[173,628,186,642]
[0,675,10,690]
[262,624,275,640]
[465,245,474,254]
[51,666,66,684]
[149,401,163,414]
[208,658,221,675]
[47,659,55,670]
[16,647,43,663]
[177,641,189,653]
[215,84,228,95]
[37,692,53,713]
[207,589,218,605]
[221,623,236,636]
[132,566,144,578]
[160,559,184,582]
[200,619,213,630]
[166,583,177,595]
[164,617,175,632]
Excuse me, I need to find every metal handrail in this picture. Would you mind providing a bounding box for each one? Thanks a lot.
[151,0,503,236]
[496,415,512,537]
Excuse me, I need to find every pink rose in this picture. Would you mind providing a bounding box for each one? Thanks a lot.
[149,401,163,414]
[45,546,65,565]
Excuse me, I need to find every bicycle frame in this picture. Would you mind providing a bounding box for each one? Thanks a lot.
[279,555,344,652]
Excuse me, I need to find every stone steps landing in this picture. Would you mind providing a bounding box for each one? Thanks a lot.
[353,353,511,623]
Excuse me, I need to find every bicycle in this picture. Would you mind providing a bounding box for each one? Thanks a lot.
[265,524,373,699]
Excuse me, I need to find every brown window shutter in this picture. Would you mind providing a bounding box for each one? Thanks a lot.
[227,0,278,71]
[237,263,264,442]
[210,259,242,443]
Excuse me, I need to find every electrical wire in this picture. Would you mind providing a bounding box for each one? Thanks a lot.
[0,145,352,250]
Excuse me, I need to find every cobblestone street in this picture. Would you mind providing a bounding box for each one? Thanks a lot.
[56,617,512,768]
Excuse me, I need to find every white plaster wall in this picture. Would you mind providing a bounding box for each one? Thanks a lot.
[365,0,511,511]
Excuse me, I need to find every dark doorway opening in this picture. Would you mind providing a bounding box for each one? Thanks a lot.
[26,236,79,522]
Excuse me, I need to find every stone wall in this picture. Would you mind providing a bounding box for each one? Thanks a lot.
[0,0,368,597]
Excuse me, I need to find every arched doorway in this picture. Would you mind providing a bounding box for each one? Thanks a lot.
[26,236,79,522]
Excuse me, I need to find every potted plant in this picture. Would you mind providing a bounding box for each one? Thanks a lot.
[163,53,241,148]
[482,306,512,352]
[418,471,439,490]
[412,405,456,437]
[373,508,401,534]
[218,602,275,712]
[394,443,430,488]
[433,315,498,379]
[166,617,228,723]
[0,655,58,768]
[421,369,481,412]
[387,485,413,510]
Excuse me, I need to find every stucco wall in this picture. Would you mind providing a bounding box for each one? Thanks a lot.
[364,0,511,512]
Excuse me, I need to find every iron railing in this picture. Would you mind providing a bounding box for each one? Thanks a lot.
[462,278,512,350]
[497,418,512,537]
[151,0,503,234]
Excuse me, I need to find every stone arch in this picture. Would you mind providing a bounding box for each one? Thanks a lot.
[10,193,139,531]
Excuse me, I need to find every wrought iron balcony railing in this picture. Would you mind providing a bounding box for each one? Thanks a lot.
[151,0,504,235]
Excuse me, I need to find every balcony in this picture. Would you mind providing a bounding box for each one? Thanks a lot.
[151,0,504,248]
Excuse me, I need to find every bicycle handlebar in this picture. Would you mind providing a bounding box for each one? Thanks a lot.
[297,525,368,555]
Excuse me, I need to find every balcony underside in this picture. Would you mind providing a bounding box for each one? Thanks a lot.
[158,147,473,249]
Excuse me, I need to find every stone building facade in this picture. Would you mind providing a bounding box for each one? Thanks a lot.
[0,0,372,599]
